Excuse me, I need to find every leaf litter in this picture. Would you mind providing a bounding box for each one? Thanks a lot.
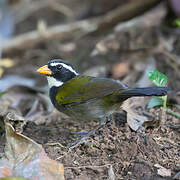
[0,122,64,180]
[0,1,180,179]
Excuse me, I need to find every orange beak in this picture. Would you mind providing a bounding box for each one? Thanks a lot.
[37,65,52,75]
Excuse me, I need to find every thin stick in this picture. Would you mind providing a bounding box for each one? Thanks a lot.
[65,163,116,169]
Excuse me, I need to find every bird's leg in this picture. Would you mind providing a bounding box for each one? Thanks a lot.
[71,130,90,135]
[67,126,100,148]
[67,118,107,148]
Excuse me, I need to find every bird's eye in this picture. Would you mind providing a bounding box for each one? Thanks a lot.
[56,65,62,70]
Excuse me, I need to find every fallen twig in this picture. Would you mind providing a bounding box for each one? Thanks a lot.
[2,20,97,52]
[65,163,115,169]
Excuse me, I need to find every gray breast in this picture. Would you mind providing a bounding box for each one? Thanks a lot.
[60,99,110,122]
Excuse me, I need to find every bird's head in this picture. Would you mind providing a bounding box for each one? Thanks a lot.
[37,59,79,88]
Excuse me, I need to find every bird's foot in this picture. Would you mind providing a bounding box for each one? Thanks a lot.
[67,124,103,148]
[67,136,89,148]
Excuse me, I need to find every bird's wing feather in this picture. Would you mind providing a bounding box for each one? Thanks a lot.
[56,76,128,105]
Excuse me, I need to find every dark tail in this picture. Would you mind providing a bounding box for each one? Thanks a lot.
[120,87,170,97]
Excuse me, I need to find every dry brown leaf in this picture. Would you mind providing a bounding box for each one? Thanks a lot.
[122,97,149,131]
[0,123,64,180]
[126,109,148,131]
[111,62,129,79]
[4,112,26,133]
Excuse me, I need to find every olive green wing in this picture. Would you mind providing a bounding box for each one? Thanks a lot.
[56,75,128,105]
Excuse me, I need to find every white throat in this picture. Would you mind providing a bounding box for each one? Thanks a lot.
[47,76,63,88]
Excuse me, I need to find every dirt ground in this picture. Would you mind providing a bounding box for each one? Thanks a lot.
[0,0,180,179]
[22,110,180,180]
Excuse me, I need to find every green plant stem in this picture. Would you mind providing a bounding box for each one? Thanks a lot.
[163,95,167,111]
[167,109,180,119]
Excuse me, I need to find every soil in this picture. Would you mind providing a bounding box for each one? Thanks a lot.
[23,111,180,180]
[0,1,180,180]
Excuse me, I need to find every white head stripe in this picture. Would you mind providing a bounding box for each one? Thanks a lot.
[60,63,78,75]
[50,62,61,66]
[50,62,78,75]
[47,76,63,88]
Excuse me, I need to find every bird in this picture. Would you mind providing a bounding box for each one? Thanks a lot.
[37,59,170,147]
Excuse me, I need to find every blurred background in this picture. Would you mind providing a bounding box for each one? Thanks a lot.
[0,0,180,85]
[0,0,180,95]
[0,0,180,179]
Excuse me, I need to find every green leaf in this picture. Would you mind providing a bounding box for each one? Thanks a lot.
[147,97,164,108]
[146,70,167,87]
[174,19,180,27]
